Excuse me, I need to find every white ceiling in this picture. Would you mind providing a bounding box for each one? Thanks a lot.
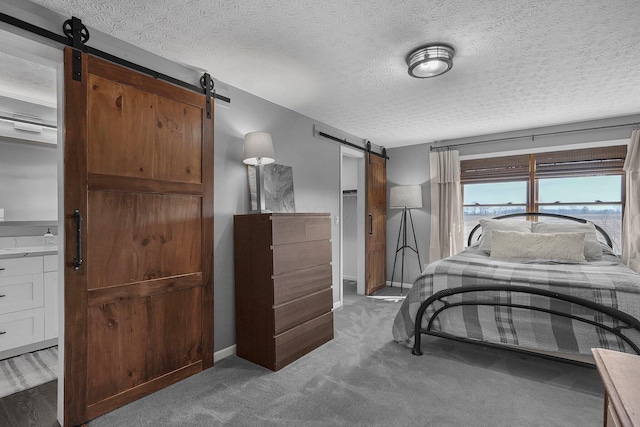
[20,0,640,148]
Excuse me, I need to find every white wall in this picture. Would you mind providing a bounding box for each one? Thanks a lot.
[0,141,57,221]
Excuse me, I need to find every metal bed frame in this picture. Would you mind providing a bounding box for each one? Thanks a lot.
[411,212,640,364]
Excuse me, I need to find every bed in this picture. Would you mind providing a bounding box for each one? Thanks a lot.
[392,213,640,364]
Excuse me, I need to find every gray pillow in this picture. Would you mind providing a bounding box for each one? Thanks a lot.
[532,221,603,261]
[478,218,532,254]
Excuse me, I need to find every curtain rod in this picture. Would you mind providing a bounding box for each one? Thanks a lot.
[0,12,230,103]
[430,122,639,152]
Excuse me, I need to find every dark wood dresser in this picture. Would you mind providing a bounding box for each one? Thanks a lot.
[234,213,334,371]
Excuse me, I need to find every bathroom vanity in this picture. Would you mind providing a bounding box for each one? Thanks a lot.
[0,239,58,360]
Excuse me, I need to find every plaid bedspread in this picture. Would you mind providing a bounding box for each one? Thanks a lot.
[392,246,640,355]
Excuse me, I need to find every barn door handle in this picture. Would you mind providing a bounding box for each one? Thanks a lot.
[73,209,83,271]
[369,214,373,235]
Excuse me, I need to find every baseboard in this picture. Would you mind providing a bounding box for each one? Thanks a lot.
[386,281,413,290]
[342,275,357,281]
[333,301,343,311]
[213,345,236,363]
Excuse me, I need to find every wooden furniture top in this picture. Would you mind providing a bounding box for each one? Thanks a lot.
[592,348,640,427]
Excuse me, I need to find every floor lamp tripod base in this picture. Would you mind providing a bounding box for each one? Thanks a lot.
[390,208,421,294]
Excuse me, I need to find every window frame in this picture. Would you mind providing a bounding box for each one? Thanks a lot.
[461,146,626,250]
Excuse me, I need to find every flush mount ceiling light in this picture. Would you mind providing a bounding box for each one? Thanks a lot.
[406,44,455,78]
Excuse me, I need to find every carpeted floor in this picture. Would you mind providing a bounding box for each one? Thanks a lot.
[0,346,57,399]
[88,294,604,427]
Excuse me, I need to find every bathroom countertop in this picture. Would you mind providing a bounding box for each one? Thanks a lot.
[0,245,58,259]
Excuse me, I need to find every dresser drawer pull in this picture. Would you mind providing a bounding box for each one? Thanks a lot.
[0,268,4,271]
[0,294,5,298]
[0,331,6,335]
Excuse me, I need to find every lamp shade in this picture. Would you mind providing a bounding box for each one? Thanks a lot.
[389,185,423,209]
[243,131,275,165]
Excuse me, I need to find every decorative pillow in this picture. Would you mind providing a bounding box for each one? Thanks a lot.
[478,219,532,254]
[532,221,603,261]
[490,230,586,262]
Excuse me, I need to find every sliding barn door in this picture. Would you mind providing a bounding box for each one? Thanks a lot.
[365,152,386,295]
[63,48,214,426]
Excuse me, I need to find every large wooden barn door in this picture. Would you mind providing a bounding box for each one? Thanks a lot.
[63,48,214,426]
[365,152,386,295]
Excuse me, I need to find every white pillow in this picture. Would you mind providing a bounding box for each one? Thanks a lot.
[490,230,586,262]
[478,219,532,254]
[532,221,602,261]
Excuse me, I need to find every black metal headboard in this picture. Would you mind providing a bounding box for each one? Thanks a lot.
[467,212,613,248]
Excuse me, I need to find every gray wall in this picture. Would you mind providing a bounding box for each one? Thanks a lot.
[0,141,57,221]
[214,85,347,351]
[385,114,640,286]
[386,144,431,286]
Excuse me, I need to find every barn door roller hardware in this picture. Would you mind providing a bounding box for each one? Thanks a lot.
[0,12,230,103]
[63,17,89,81]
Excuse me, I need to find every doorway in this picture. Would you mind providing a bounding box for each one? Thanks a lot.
[0,27,64,424]
[340,147,365,302]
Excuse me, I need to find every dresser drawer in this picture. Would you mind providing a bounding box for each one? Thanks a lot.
[0,308,45,352]
[274,311,333,370]
[273,264,332,305]
[272,240,332,275]
[274,288,332,335]
[0,274,44,315]
[271,215,331,245]
[0,257,43,278]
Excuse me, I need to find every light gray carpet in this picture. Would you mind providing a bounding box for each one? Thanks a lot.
[0,346,57,399]
[89,296,603,427]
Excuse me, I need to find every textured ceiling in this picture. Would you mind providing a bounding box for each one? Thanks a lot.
[21,0,640,148]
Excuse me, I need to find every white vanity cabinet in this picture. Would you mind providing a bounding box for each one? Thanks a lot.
[0,254,58,359]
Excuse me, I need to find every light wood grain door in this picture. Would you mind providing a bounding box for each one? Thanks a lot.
[365,153,386,295]
[63,48,214,426]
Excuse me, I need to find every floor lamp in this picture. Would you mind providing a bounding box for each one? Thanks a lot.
[389,185,423,294]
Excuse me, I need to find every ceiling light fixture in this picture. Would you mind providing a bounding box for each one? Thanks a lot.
[406,44,455,78]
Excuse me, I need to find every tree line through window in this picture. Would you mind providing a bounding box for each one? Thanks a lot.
[461,146,627,253]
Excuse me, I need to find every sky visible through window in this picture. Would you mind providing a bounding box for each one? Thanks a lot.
[464,176,621,208]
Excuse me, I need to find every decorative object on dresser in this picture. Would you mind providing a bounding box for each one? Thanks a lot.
[248,163,296,213]
[234,213,334,371]
[243,131,275,213]
[593,348,640,427]
[389,185,423,294]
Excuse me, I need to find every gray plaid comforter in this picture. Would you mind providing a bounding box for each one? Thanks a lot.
[392,245,640,355]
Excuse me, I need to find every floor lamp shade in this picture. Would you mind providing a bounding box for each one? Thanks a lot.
[243,132,275,165]
[389,185,422,209]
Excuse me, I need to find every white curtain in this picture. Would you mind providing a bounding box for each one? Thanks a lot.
[622,128,640,273]
[429,150,464,262]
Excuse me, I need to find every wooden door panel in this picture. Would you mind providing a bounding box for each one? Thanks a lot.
[88,75,202,183]
[156,95,202,183]
[87,191,202,288]
[87,287,202,405]
[64,48,214,426]
[88,75,155,179]
[365,154,386,295]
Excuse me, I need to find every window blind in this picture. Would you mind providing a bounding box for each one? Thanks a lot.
[534,146,627,178]
[460,154,530,183]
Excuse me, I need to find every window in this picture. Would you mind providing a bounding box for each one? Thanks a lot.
[461,146,626,252]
